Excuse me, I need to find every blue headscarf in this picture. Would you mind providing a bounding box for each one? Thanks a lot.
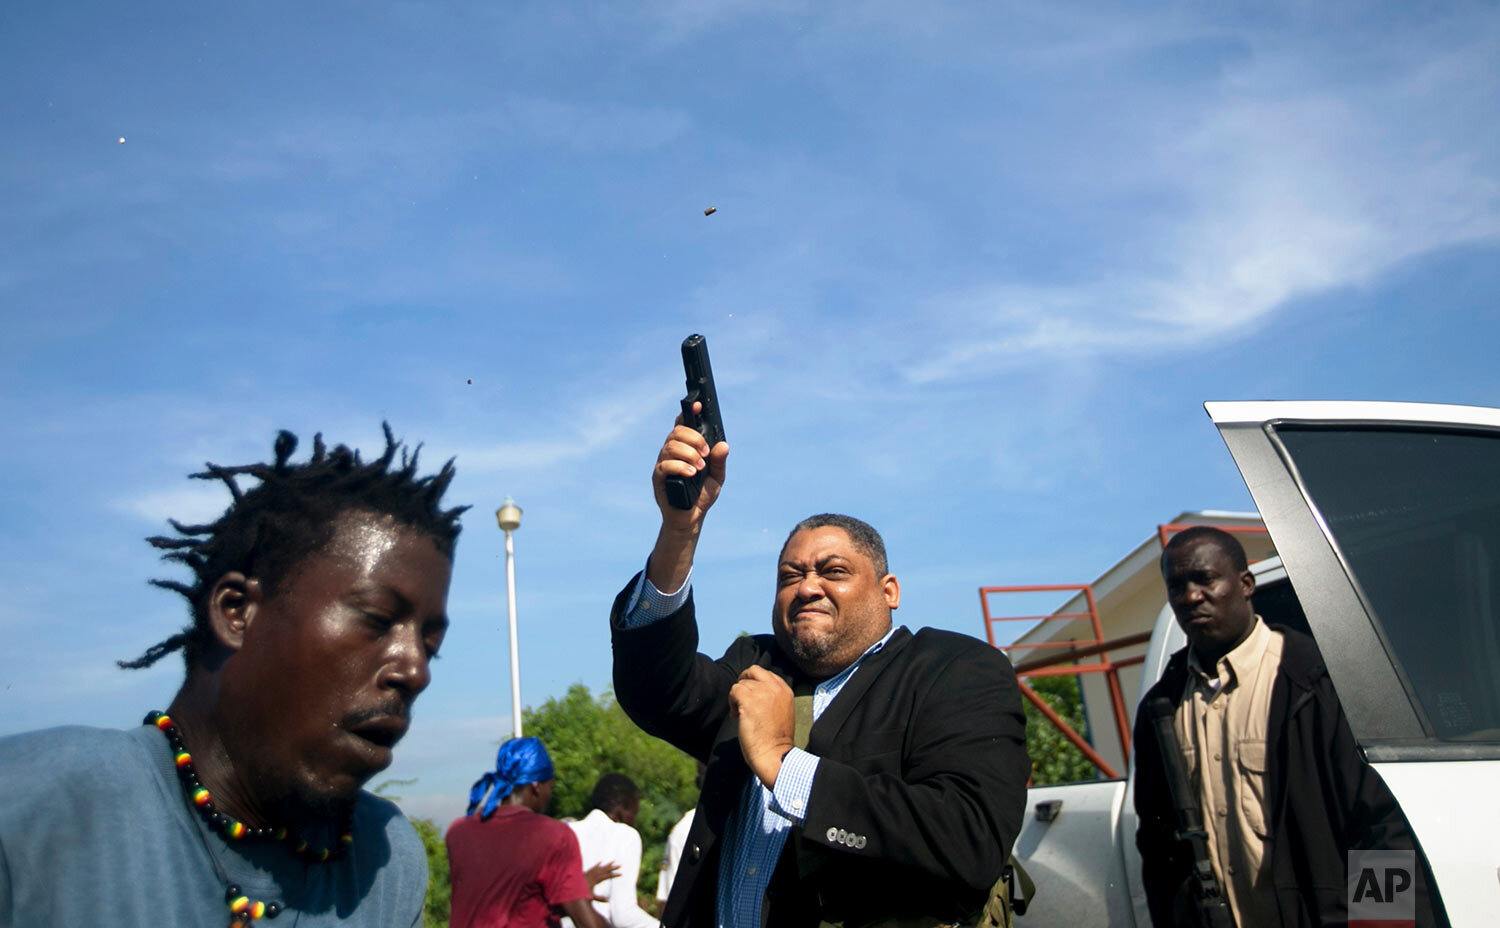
[467,737,556,820]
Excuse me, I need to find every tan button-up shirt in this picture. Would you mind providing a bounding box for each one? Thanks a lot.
[1175,616,1283,928]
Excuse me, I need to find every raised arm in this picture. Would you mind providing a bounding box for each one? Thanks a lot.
[612,407,735,759]
[647,403,729,593]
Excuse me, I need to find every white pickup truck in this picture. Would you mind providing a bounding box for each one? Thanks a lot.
[1010,401,1500,927]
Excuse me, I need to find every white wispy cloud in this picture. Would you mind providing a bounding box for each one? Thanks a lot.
[113,483,234,526]
[445,378,681,475]
[898,12,1500,384]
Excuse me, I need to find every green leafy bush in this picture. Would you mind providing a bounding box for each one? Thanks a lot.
[1023,674,1102,785]
[409,817,451,928]
[523,683,700,898]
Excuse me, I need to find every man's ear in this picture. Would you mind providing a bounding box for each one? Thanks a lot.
[207,572,264,651]
[883,574,901,610]
[1240,568,1256,601]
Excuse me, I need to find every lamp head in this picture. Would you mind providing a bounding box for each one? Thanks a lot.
[495,497,523,533]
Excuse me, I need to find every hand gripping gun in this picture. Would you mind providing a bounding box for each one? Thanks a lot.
[664,334,726,510]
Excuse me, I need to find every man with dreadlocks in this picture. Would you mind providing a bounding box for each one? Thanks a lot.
[0,425,465,928]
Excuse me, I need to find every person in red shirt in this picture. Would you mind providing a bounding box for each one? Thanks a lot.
[447,738,607,928]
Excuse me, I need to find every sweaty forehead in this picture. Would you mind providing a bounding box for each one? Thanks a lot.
[324,511,403,563]
[317,510,448,575]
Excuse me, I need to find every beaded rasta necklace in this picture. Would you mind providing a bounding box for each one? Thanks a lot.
[146,711,354,925]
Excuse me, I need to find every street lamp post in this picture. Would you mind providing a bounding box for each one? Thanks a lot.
[495,496,524,739]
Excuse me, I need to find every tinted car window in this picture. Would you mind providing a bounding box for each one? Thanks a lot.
[1276,426,1500,742]
[1250,578,1311,640]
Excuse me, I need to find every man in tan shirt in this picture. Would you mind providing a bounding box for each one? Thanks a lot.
[1133,527,1447,927]
[1175,584,1283,926]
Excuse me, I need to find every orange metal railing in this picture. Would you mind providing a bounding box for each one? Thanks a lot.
[981,583,1134,778]
[983,521,1273,781]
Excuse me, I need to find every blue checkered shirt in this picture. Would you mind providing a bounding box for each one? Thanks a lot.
[621,569,895,928]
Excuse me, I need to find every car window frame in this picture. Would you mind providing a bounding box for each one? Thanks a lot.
[1208,402,1500,763]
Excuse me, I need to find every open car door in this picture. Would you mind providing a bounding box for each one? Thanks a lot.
[1207,401,1500,922]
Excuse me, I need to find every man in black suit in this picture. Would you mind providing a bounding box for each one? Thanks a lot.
[610,408,1029,928]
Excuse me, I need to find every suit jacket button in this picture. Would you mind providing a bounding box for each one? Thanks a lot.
[826,827,839,843]
[689,843,702,863]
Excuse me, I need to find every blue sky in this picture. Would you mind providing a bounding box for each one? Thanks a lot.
[2,0,1497,824]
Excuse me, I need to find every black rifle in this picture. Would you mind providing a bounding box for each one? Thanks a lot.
[1146,697,1235,928]
[664,334,726,510]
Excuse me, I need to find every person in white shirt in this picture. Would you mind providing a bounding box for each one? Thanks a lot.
[569,774,658,928]
[655,806,695,906]
[656,762,704,907]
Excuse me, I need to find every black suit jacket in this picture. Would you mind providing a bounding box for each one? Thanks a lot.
[610,576,1029,928]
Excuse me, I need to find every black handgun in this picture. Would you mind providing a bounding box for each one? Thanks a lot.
[664,334,726,510]
[1146,697,1234,928]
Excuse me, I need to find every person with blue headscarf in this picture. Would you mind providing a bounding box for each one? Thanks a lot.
[446,738,608,928]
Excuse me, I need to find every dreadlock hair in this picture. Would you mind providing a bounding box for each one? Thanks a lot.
[120,423,469,672]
